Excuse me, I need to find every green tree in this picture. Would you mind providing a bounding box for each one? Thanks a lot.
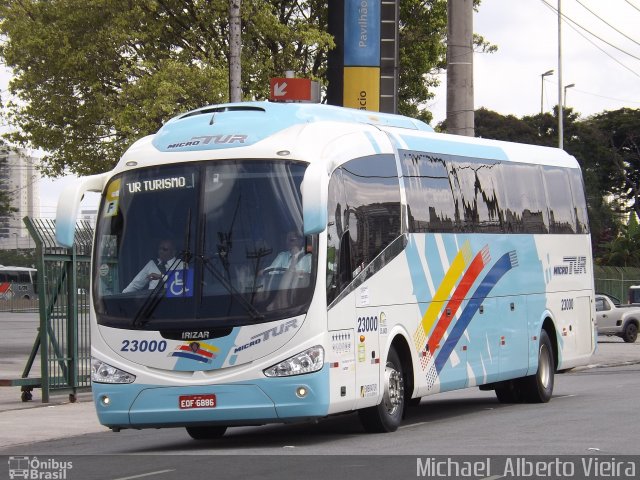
[0,248,35,268]
[472,107,624,260]
[598,212,640,267]
[0,0,491,175]
[0,0,333,176]
[0,143,17,217]
[584,108,640,221]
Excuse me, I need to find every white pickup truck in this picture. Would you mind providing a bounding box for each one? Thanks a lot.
[595,294,640,343]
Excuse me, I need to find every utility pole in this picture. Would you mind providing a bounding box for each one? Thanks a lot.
[446,0,474,136]
[558,0,564,149]
[229,0,242,102]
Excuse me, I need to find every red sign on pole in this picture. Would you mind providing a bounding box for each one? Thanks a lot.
[269,77,319,102]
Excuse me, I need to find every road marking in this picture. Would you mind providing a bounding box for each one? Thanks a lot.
[554,394,577,399]
[480,476,504,480]
[399,421,428,429]
[113,469,175,480]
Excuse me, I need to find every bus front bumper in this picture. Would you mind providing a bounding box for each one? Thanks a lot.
[92,369,330,429]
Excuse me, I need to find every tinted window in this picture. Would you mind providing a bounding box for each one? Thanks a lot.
[568,168,590,234]
[326,154,401,304]
[93,160,317,329]
[449,158,504,232]
[342,155,401,276]
[401,151,456,233]
[501,163,549,233]
[543,166,577,233]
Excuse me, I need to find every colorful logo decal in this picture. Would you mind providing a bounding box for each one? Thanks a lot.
[170,341,219,363]
[411,240,519,388]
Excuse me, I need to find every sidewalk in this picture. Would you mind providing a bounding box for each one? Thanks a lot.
[0,332,638,449]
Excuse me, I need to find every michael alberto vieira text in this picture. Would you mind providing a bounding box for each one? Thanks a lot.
[416,457,637,478]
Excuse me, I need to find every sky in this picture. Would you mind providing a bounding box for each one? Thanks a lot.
[2,0,640,218]
[430,0,640,123]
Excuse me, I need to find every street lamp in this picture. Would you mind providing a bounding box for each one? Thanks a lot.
[540,69,554,115]
[563,83,575,108]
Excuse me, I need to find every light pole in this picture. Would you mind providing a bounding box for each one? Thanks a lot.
[540,69,554,115]
[563,83,575,108]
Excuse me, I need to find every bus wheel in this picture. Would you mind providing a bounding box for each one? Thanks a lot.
[186,426,227,440]
[358,346,405,433]
[521,330,554,403]
[622,323,638,343]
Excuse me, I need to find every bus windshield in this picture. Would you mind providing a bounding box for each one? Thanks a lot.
[94,160,316,330]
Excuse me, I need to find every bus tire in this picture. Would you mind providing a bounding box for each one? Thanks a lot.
[622,322,638,343]
[186,426,227,440]
[358,346,405,433]
[520,330,554,403]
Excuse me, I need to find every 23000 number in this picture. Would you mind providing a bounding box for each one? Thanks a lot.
[121,339,167,352]
[357,316,378,333]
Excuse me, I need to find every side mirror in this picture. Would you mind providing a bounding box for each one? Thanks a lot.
[55,173,108,247]
[301,162,328,235]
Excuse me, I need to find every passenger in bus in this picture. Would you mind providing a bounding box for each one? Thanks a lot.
[262,231,311,274]
[123,239,184,293]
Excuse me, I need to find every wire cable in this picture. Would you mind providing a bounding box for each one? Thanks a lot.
[575,0,640,47]
[541,0,640,62]
[540,0,640,79]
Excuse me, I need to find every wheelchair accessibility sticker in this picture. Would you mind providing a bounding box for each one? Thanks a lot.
[166,269,194,297]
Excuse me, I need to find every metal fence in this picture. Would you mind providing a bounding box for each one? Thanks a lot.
[593,265,640,303]
[15,217,93,402]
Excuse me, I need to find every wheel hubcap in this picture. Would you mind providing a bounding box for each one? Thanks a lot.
[539,344,551,388]
[383,363,404,415]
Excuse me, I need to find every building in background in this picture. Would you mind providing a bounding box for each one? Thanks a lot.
[0,147,41,250]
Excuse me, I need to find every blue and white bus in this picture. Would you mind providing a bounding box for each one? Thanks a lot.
[56,102,595,438]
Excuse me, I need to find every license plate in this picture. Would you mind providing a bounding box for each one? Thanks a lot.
[179,394,217,409]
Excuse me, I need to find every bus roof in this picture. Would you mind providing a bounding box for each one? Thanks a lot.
[150,101,433,154]
[118,101,579,171]
[0,266,36,272]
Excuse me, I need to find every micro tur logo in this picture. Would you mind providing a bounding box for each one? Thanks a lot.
[7,456,73,479]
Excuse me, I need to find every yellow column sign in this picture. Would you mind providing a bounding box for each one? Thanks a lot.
[343,67,380,111]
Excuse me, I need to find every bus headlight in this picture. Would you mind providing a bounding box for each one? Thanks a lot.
[263,346,324,377]
[91,358,136,384]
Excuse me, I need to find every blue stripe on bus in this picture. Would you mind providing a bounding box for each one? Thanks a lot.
[364,131,382,154]
[405,237,430,316]
[399,135,508,161]
[425,235,445,291]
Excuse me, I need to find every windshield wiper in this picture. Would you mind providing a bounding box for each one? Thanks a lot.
[132,210,194,328]
[199,255,264,322]
[131,256,188,328]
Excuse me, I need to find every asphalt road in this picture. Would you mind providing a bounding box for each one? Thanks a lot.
[2,312,640,480]
[3,363,639,457]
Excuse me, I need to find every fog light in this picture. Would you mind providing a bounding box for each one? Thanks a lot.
[100,395,111,406]
[296,386,308,398]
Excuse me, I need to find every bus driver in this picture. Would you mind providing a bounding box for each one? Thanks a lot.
[123,239,183,293]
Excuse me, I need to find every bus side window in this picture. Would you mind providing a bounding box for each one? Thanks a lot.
[542,165,577,234]
[568,168,590,234]
[326,169,346,305]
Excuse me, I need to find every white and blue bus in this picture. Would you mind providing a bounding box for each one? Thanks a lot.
[56,102,595,438]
